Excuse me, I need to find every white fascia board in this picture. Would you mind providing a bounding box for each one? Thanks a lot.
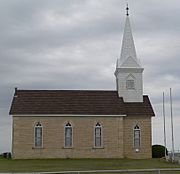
[12,114,127,117]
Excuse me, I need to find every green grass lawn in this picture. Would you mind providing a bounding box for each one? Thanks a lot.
[0,158,179,173]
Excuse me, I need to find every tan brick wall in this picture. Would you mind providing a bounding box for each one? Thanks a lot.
[123,116,152,159]
[12,116,124,159]
[12,115,152,159]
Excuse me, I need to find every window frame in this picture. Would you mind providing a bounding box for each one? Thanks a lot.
[133,125,141,149]
[34,122,43,148]
[64,122,73,148]
[94,122,103,148]
[126,74,136,90]
[126,79,135,90]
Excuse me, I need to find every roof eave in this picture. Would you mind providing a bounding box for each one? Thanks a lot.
[11,114,127,117]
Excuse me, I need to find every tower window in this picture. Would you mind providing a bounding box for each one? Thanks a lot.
[126,79,135,89]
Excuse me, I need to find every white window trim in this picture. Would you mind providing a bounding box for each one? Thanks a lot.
[133,125,141,150]
[34,122,43,148]
[64,122,73,148]
[126,74,136,90]
[94,123,103,148]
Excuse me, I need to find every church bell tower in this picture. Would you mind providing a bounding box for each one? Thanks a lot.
[115,5,144,102]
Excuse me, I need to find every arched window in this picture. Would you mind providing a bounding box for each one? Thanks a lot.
[134,125,141,149]
[34,122,43,148]
[64,122,72,147]
[94,123,102,147]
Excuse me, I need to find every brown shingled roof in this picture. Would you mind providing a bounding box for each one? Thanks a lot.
[9,90,155,116]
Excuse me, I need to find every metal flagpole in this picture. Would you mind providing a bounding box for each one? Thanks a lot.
[170,88,175,162]
[163,92,167,160]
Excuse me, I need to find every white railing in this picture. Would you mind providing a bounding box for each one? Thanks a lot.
[3,168,180,174]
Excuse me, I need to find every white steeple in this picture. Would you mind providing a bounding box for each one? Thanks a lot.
[119,16,141,67]
[115,5,144,102]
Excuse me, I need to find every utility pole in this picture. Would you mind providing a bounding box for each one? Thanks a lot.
[163,92,167,160]
[170,88,175,162]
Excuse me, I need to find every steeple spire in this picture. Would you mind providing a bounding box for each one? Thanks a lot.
[118,5,141,67]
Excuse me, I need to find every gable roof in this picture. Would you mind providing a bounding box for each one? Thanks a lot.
[9,90,155,116]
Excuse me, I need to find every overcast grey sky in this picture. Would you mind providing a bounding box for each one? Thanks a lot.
[0,0,180,153]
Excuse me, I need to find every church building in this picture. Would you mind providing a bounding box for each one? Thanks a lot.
[9,7,155,159]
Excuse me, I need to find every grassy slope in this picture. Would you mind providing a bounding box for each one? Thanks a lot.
[0,158,179,173]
